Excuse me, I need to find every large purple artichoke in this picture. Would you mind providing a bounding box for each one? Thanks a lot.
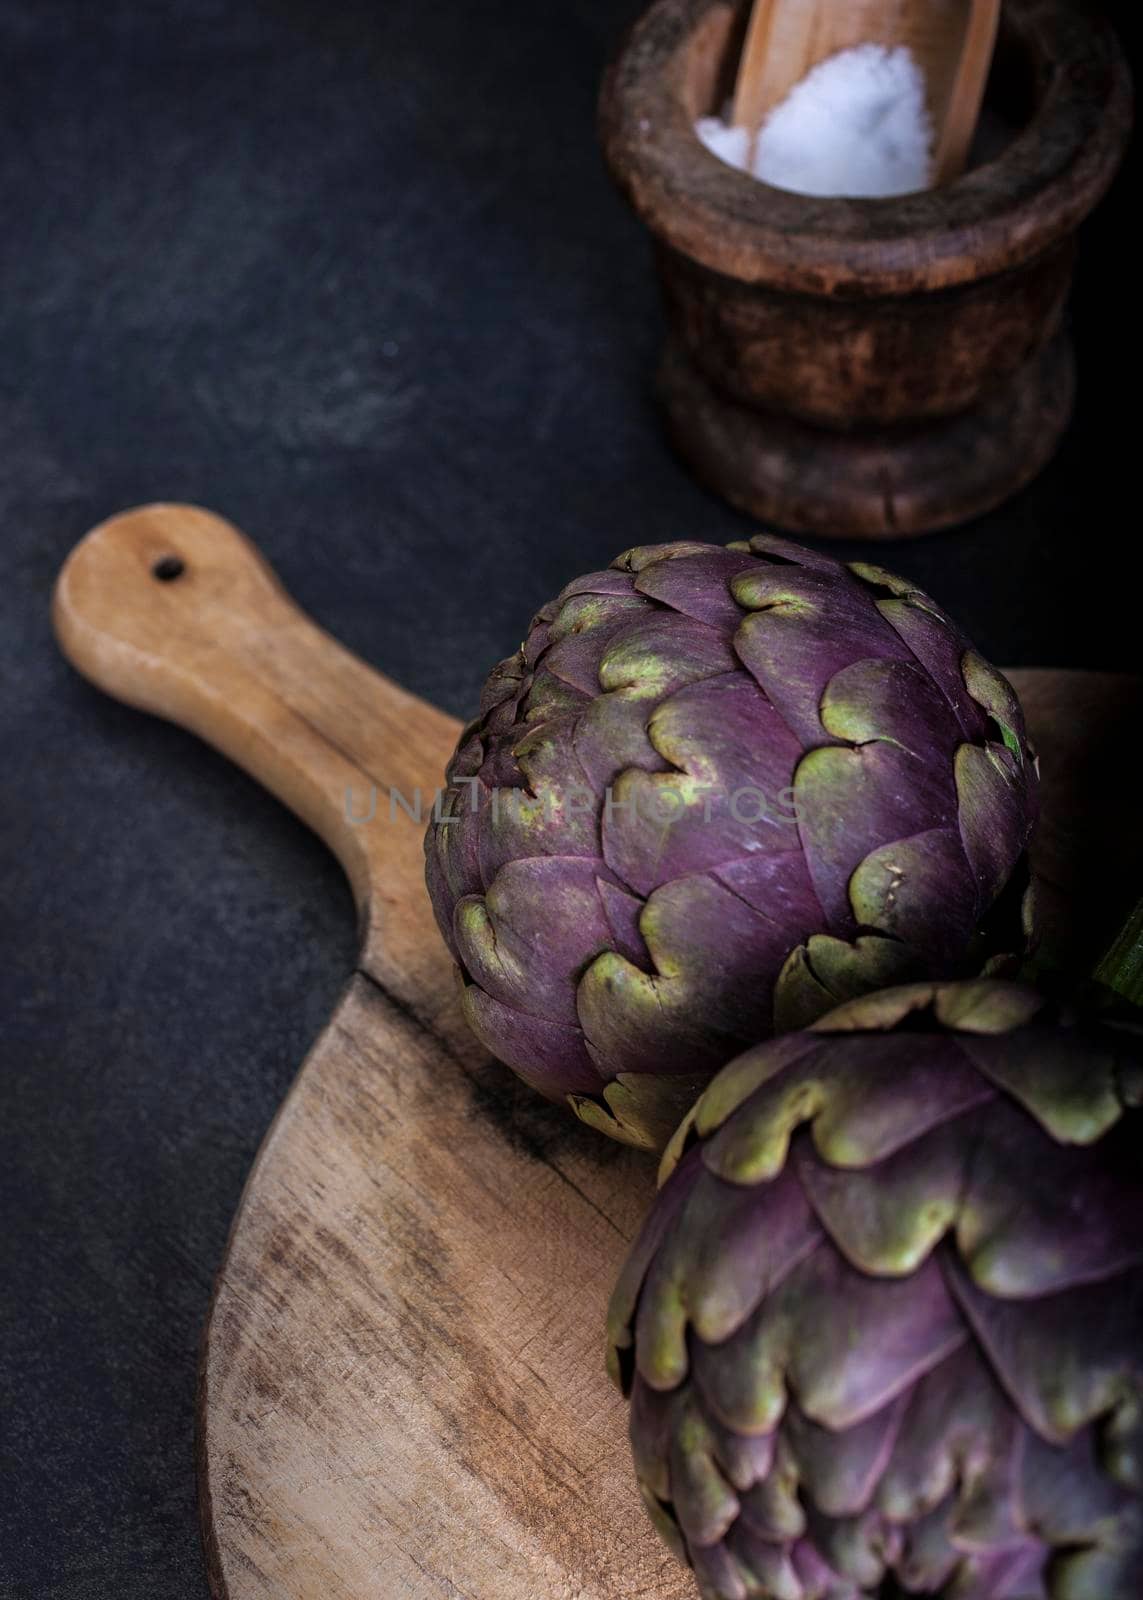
[608,980,1143,1599]
[425,536,1037,1148]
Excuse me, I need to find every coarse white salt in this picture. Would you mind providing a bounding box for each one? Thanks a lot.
[694,117,753,172]
[696,43,934,199]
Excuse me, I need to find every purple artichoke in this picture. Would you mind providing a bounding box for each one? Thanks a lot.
[425,535,1037,1148]
[608,981,1143,1599]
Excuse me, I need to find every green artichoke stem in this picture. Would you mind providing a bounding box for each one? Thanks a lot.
[1092,894,1143,1009]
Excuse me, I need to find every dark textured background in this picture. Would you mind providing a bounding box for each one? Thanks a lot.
[0,1,1136,1595]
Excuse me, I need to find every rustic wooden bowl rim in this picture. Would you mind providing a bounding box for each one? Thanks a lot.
[599,0,1132,296]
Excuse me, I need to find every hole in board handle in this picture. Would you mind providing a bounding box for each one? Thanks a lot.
[152,555,186,582]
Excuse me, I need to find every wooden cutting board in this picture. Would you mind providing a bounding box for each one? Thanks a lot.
[52,504,1142,1600]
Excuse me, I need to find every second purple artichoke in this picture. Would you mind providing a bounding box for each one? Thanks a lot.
[425,535,1038,1147]
[608,981,1143,1598]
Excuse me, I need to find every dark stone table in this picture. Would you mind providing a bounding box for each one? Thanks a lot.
[0,1,1136,1594]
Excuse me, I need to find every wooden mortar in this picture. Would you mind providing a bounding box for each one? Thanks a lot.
[599,0,1131,538]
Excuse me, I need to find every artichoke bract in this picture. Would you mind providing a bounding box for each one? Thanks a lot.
[425,536,1037,1148]
[607,981,1143,1599]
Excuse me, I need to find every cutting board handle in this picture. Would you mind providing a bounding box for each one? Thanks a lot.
[52,504,461,1004]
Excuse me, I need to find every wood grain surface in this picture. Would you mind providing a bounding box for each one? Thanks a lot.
[51,505,1141,1600]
